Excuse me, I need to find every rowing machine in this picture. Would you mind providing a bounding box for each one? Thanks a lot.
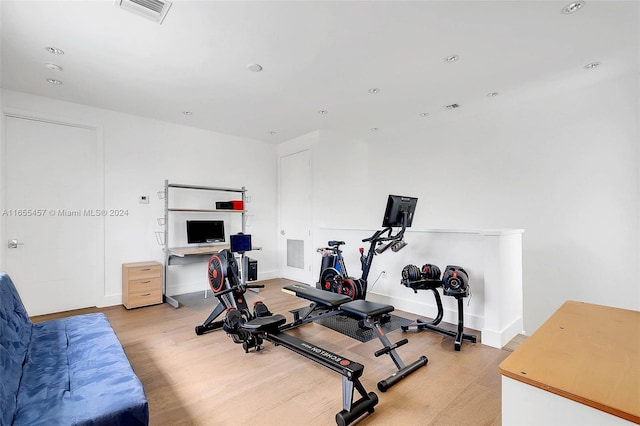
[196,238,379,425]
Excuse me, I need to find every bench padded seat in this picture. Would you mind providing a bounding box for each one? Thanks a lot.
[283,284,351,307]
[340,300,394,319]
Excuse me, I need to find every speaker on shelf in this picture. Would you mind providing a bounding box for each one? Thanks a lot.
[215,201,234,210]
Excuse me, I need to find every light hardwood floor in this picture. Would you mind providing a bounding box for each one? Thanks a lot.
[32,279,511,425]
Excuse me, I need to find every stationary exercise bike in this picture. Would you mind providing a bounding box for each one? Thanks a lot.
[318,195,418,300]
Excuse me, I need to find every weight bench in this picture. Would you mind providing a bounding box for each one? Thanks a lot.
[281,284,352,328]
[282,284,428,391]
[240,313,378,426]
[400,278,477,351]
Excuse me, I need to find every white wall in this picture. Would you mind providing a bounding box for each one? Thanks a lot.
[2,69,638,332]
[0,89,278,307]
[281,73,640,334]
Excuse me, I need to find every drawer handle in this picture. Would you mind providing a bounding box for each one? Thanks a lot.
[141,280,151,284]
[140,293,151,297]
[140,268,151,271]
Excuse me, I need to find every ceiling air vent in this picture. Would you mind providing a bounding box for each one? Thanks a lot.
[445,103,460,110]
[115,0,172,24]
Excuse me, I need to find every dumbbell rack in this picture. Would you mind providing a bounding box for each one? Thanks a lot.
[400,279,477,351]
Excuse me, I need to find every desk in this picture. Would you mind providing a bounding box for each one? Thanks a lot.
[168,245,229,265]
[498,301,640,425]
[165,246,261,305]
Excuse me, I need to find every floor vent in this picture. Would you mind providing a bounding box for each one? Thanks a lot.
[115,0,172,24]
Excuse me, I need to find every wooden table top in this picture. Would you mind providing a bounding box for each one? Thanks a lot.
[168,246,229,257]
[498,300,640,423]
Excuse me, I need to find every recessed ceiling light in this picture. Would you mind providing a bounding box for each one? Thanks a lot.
[45,46,64,55]
[583,62,601,70]
[562,1,584,14]
[268,131,277,135]
[486,92,499,97]
[46,78,62,85]
[368,88,380,94]
[318,110,328,115]
[182,111,193,116]
[370,127,379,132]
[45,63,63,72]
[247,64,263,72]
[419,112,430,117]
[444,55,459,63]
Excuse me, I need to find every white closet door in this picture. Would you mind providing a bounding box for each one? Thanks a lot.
[3,115,103,316]
[278,149,313,284]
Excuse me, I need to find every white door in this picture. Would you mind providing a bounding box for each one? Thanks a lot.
[3,115,103,316]
[279,150,313,283]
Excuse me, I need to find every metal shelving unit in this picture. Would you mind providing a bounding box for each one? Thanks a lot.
[162,180,247,308]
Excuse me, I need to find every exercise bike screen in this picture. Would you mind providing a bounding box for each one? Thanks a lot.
[382,195,417,228]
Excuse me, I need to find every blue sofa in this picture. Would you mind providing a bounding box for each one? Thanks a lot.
[0,272,149,425]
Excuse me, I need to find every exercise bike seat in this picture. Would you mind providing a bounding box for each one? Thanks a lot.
[328,240,345,247]
[340,300,394,320]
[242,314,287,333]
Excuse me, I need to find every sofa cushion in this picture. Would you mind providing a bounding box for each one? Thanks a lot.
[0,273,33,426]
[14,313,148,426]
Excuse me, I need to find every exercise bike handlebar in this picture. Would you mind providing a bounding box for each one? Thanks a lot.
[362,226,405,244]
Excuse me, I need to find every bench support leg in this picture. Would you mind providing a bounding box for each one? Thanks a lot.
[361,318,429,392]
[282,302,344,331]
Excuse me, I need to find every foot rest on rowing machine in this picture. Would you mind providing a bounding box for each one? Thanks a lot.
[242,314,287,333]
[339,299,394,319]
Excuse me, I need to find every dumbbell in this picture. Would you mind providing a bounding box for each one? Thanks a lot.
[442,265,469,296]
[401,264,421,286]
[421,264,441,280]
[401,263,442,286]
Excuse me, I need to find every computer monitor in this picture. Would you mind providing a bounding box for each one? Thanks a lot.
[186,220,225,244]
[230,233,252,253]
[382,195,417,228]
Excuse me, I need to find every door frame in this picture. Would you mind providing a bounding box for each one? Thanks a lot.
[0,108,105,308]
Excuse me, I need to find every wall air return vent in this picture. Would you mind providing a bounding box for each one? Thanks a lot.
[115,0,172,24]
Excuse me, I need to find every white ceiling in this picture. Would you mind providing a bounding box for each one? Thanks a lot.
[1,1,638,143]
